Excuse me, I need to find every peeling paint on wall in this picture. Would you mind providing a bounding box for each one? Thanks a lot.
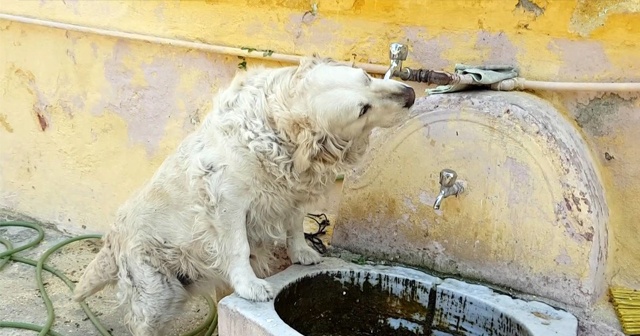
[403,27,451,70]
[574,94,632,137]
[548,39,613,79]
[91,40,235,155]
[10,66,52,132]
[570,0,640,37]
[93,41,179,155]
[514,0,546,17]
[475,31,519,65]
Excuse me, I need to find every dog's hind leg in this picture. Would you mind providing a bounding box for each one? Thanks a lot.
[185,278,233,304]
[119,259,188,336]
[74,237,118,302]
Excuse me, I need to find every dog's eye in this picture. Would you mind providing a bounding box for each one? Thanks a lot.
[359,104,371,117]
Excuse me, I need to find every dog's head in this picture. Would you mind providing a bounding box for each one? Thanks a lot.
[286,57,415,173]
[293,57,415,137]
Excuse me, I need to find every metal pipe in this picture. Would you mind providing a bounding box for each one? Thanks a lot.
[380,40,640,92]
[492,77,640,92]
[6,13,640,92]
[0,13,390,75]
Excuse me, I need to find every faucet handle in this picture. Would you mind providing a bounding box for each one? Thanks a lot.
[389,43,408,62]
[439,169,457,188]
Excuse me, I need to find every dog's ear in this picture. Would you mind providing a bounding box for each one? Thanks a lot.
[295,56,336,77]
[295,57,319,76]
[292,127,318,174]
[315,134,349,166]
[292,129,350,174]
[282,116,319,174]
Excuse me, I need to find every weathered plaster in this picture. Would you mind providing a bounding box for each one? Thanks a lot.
[548,39,613,80]
[0,21,237,230]
[333,91,608,308]
[475,31,519,65]
[403,27,451,70]
[574,94,632,137]
[514,0,546,17]
[555,91,640,291]
[570,0,640,37]
[1,0,640,309]
[94,41,180,155]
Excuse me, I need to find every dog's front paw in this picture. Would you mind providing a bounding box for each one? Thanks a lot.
[234,278,274,302]
[289,245,322,265]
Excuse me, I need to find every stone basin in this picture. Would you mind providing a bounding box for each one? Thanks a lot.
[218,257,577,335]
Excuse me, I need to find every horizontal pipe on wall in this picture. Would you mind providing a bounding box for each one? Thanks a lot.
[492,78,640,92]
[0,13,389,74]
[2,13,640,92]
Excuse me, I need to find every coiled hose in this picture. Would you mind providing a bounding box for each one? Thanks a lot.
[0,221,218,336]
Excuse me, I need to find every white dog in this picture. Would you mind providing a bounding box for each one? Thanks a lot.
[73,57,415,335]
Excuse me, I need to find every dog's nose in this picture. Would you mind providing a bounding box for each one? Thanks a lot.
[402,85,415,108]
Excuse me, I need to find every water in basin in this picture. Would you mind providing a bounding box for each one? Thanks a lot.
[273,270,531,336]
[275,271,434,335]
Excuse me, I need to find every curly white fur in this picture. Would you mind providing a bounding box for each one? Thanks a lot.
[73,57,415,336]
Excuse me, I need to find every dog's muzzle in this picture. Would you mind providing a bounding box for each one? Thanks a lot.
[402,85,416,108]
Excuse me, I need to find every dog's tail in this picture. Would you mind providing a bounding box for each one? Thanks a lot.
[73,237,119,302]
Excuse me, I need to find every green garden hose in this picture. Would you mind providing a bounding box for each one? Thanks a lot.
[0,221,218,336]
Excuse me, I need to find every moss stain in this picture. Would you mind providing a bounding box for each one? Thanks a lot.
[574,94,630,136]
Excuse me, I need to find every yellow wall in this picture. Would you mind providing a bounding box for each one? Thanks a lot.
[1,0,640,296]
